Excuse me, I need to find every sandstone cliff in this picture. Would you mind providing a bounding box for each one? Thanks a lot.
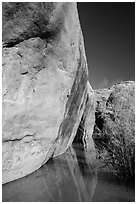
[2,2,96,184]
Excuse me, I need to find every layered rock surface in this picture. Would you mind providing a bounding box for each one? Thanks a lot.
[2,2,95,184]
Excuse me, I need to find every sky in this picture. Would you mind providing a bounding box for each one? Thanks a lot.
[77,3,135,89]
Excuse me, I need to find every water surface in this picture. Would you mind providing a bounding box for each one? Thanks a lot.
[2,143,135,202]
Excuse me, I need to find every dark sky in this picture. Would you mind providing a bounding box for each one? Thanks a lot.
[77,3,135,89]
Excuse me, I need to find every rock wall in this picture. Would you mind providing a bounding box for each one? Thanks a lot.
[2,2,95,184]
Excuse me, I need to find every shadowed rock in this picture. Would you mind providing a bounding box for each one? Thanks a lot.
[2,2,95,184]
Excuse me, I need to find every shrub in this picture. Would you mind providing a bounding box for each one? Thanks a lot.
[93,81,135,180]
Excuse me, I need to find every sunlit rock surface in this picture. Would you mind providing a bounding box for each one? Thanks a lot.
[2,2,95,184]
[94,88,112,109]
[3,145,97,202]
[105,81,135,139]
[94,81,135,141]
[103,81,135,161]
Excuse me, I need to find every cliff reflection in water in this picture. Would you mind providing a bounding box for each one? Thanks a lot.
[2,144,97,202]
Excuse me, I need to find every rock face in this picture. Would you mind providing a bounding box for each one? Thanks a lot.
[94,81,135,140]
[93,81,135,177]
[104,81,135,141]
[2,3,95,184]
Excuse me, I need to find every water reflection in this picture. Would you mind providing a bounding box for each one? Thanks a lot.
[2,144,97,202]
[92,171,135,202]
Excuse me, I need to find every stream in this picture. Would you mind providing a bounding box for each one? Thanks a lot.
[2,143,135,202]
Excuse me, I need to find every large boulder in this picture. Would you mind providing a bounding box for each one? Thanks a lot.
[93,81,135,178]
[2,2,95,184]
[104,81,135,142]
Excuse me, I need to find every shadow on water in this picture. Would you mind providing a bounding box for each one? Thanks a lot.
[2,144,97,202]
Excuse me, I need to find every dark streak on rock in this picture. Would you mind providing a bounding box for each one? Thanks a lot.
[54,45,87,150]
[3,31,56,48]
[2,134,34,143]
[21,71,28,75]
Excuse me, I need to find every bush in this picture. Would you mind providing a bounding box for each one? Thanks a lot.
[94,81,135,180]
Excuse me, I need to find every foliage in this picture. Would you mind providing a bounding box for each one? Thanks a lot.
[94,82,135,180]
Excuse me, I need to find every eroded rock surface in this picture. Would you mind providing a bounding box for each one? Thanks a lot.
[93,81,135,141]
[104,81,135,140]
[2,2,95,184]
